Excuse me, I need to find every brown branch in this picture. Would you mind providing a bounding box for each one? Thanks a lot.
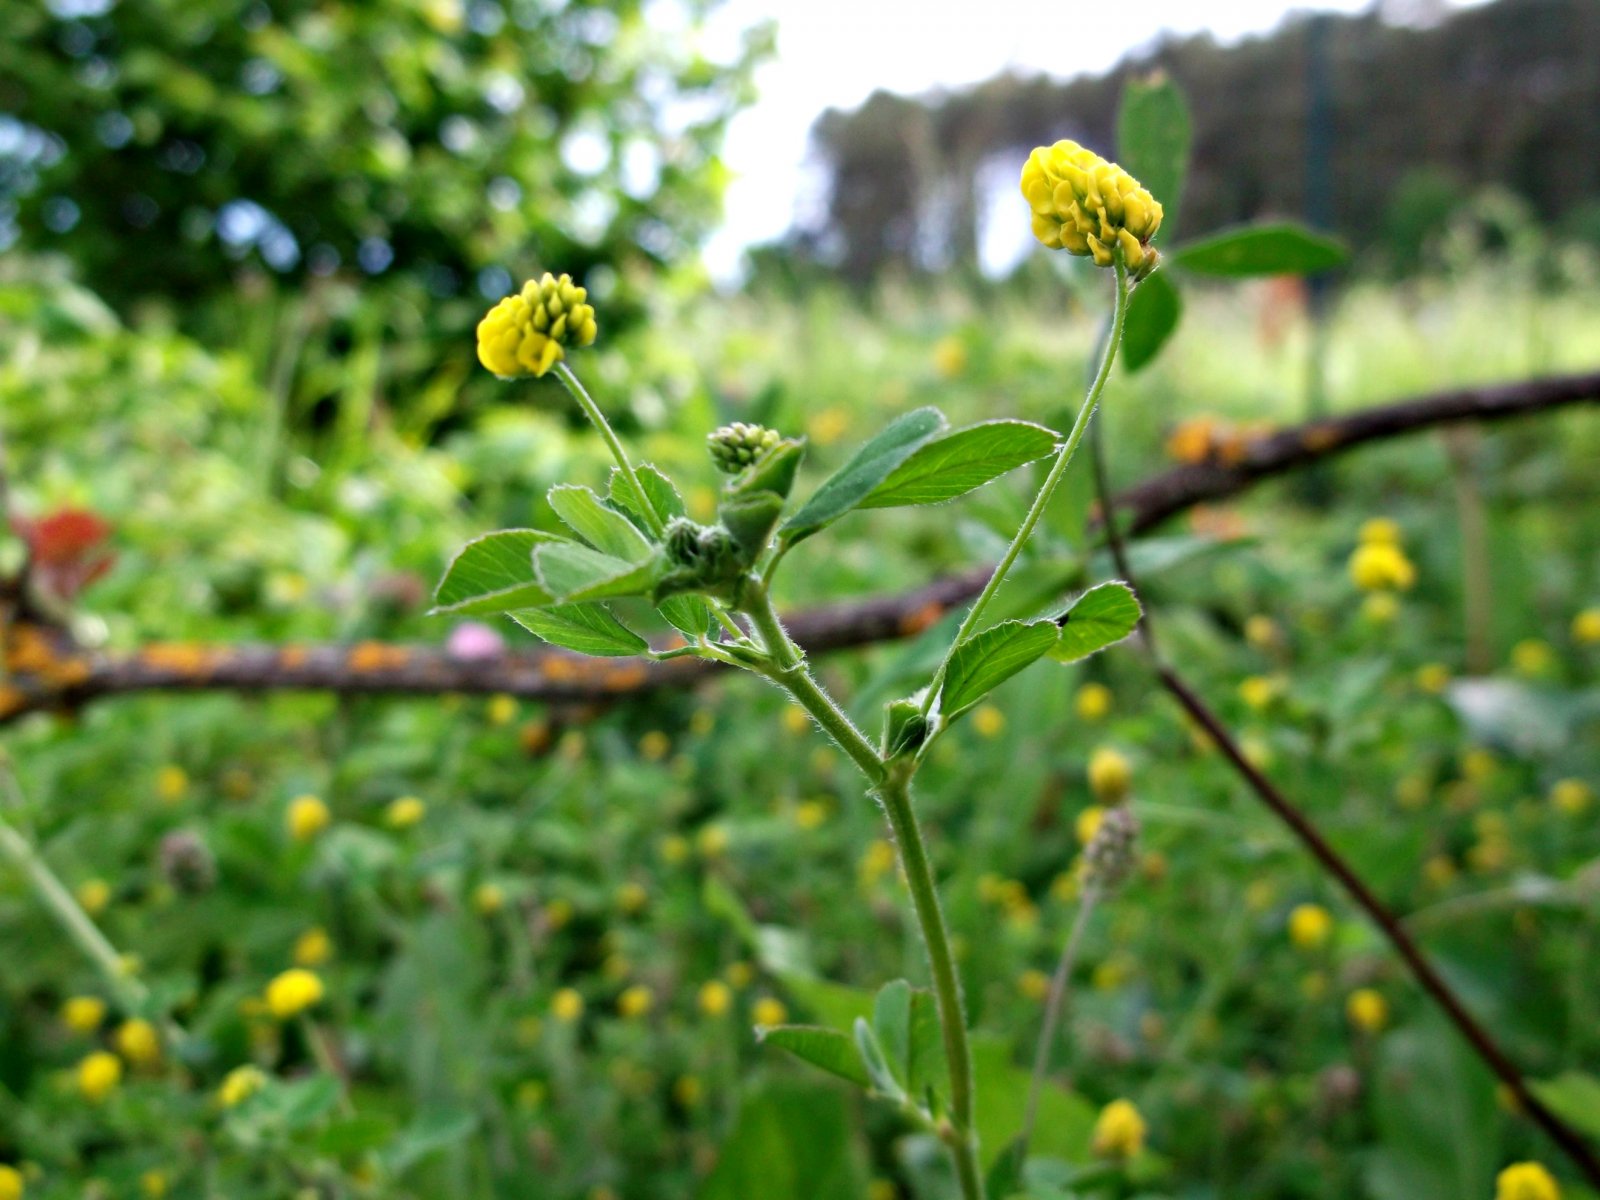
[1088,402,1600,1186]
[1,368,1597,724]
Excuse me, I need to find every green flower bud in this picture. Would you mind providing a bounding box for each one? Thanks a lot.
[708,423,781,473]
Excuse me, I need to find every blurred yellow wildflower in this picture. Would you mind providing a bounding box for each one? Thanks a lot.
[1349,542,1416,592]
[673,1074,704,1108]
[1091,1098,1148,1158]
[140,1171,168,1199]
[114,1018,161,1069]
[781,706,811,735]
[617,985,654,1019]
[1496,1162,1561,1200]
[1550,778,1592,816]
[1346,988,1388,1033]
[933,335,968,378]
[616,881,649,915]
[793,799,829,830]
[286,794,331,842]
[1358,517,1402,546]
[1088,747,1132,802]
[0,1165,21,1200]
[551,988,584,1023]
[61,995,106,1035]
[638,730,671,761]
[724,961,755,990]
[1511,638,1555,677]
[77,1051,122,1103]
[1075,682,1112,721]
[1238,675,1280,711]
[1362,593,1400,624]
[697,980,732,1018]
[218,1064,266,1108]
[293,927,334,968]
[1076,804,1106,846]
[476,273,596,379]
[384,795,426,829]
[1415,663,1451,694]
[264,968,324,1020]
[1021,141,1163,277]
[76,878,111,917]
[1018,969,1051,1002]
[1573,607,1600,644]
[752,997,788,1026]
[1288,903,1333,950]
[155,765,188,803]
[1244,614,1280,651]
[972,704,1005,738]
[859,838,897,887]
[473,882,506,916]
[696,824,730,859]
[486,693,518,725]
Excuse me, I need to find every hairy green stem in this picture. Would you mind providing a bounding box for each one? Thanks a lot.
[553,362,662,538]
[923,259,1130,715]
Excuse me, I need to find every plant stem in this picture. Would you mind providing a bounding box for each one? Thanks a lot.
[553,362,664,539]
[924,259,1129,714]
[1018,885,1100,1166]
[742,584,983,1198]
[877,767,984,1200]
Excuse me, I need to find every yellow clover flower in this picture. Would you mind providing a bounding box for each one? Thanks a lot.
[1496,1162,1561,1200]
[218,1064,267,1108]
[751,996,787,1027]
[114,1018,162,1069]
[476,272,597,378]
[1349,542,1417,592]
[1087,747,1132,802]
[286,794,331,842]
[1573,607,1600,644]
[1288,902,1334,950]
[0,1164,22,1200]
[1345,988,1388,1033]
[61,995,107,1035]
[1021,141,1163,277]
[264,968,325,1020]
[384,795,427,829]
[77,1050,122,1103]
[1091,1098,1147,1158]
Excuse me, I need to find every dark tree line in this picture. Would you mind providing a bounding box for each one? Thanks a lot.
[792,0,1600,281]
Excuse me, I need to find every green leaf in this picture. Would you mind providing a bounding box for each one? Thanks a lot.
[1117,74,1191,240]
[533,541,660,603]
[1530,1072,1600,1139]
[1173,221,1348,277]
[940,619,1060,719]
[853,1017,906,1102]
[758,1025,870,1089]
[860,420,1057,509]
[381,1108,479,1176]
[696,1081,865,1200]
[970,1035,1096,1170]
[313,1114,397,1156]
[782,407,947,540]
[512,604,648,657]
[609,464,686,528]
[1367,1020,1498,1200]
[658,595,712,639]
[1121,269,1182,373]
[548,484,652,562]
[431,529,561,615]
[871,979,949,1110]
[1050,582,1142,663]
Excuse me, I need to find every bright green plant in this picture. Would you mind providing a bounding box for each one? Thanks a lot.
[435,138,1169,1199]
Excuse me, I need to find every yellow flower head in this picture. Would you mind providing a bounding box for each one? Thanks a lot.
[1496,1162,1561,1200]
[1076,804,1106,846]
[1415,663,1451,694]
[971,704,1005,739]
[140,1170,167,1199]
[1288,903,1334,951]
[76,878,111,917]
[1359,517,1403,546]
[1550,778,1592,816]
[155,764,189,803]
[114,1018,162,1069]
[1572,607,1600,645]
[293,926,334,967]
[616,881,649,916]
[1238,674,1280,712]
[218,1064,267,1108]
[286,794,331,842]
[264,968,325,1020]
[1021,141,1163,277]
[551,987,585,1023]
[1346,988,1388,1033]
[77,1050,122,1103]
[473,882,507,915]
[1018,968,1051,1002]
[1349,542,1417,592]
[617,984,654,1019]
[1087,747,1132,802]
[697,979,733,1018]
[476,272,597,378]
[61,995,107,1035]
[0,1164,22,1200]
[751,996,788,1027]
[1091,1098,1147,1158]
[1511,639,1555,678]
[384,795,426,829]
[1244,615,1280,651]
[1075,682,1112,722]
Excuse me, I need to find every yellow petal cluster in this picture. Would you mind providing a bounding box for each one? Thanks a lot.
[1349,542,1416,592]
[1288,902,1333,950]
[476,272,597,378]
[264,968,325,1020]
[1091,1098,1147,1158]
[1496,1162,1561,1200]
[1021,141,1163,277]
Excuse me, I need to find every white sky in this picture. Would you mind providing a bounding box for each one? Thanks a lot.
[700,0,1487,280]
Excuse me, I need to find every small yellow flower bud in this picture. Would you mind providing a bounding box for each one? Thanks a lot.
[61,995,107,1035]
[384,795,426,829]
[218,1064,267,1108]
[551,988,584,1023]
[971,704,1005,739]
[473,882,506,915]
[616,881,649,915]
[751,996,787,1027]
[617,984,654,1019]
[0,1163,23,1200]
[1288,903,1333,951]
[1075,804,1105,846]
[1573,607,1600,645]
[1091,1098,1147,1158]
[140,1171,167,1199]
[1018,969,1050,1002]
[1358,517,1402,546]
[476,272,597,378]
[1550,778,1592,815]
[1346,988,1388,1033]
[1087,747,1132,802]
[286,795,331,842]
[76,878,111,917]
[1074,682,1112,721]
[1496,1162,1561,1200]
[1511,639,1555,678]
[77,1051,122,1103]
[698,980,732,1018]
[264,968,325,1020]
[1349,542,1416,592]
[1415,663,1451,694]
[114,1018,161,1069]
[293,927,334,968]
[155,765,188,803]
